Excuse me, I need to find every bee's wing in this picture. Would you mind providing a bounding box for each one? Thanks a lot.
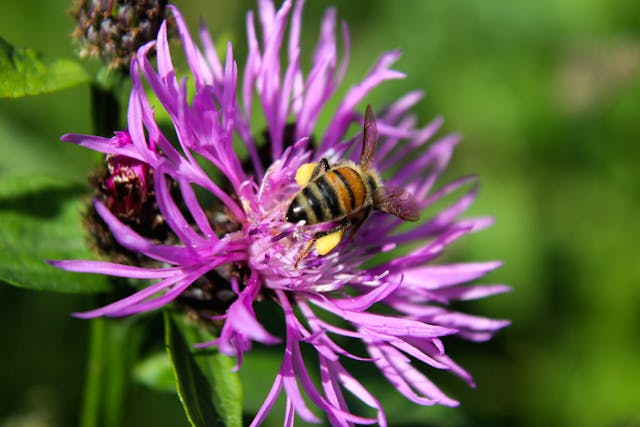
[360,105,378,170]
[374,185,420,222]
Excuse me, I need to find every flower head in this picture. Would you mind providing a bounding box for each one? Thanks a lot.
[71,0,170,70]
[54,1,510,425]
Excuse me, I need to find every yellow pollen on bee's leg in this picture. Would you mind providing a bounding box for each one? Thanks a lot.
[315,229,345,255]
[295,162,318,187]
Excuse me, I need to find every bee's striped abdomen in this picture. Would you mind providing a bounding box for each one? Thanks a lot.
[285,166,368,225]
[331,167,366,213]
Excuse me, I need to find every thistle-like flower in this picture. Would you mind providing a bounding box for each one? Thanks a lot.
[54,1,510,425]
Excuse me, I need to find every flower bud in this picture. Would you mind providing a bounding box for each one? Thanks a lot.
[71,0,169,71]
[84,133,170,265]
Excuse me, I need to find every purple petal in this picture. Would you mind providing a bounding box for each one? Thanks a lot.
[155,20,179,92]
[383,90,425,123]
[369,226,475,274]
[425,310,512,334]
[49,260,179,279]
[130,71,184,166]
[93,201,195,265]
[400,261,503,290]
[126,80,160,166]
[169,5,213,88]
[284,399,295,427]
[153,172,205,249]
[315,299,456,338]
[386,338,452,370]
[226,294,281,345]
[198,19,224,81]
[115,267,209,316]
[439,283,512,301]
[60,133,141,159]
[378,116,444,172]
[327,363,386,426]
[72,273,184,318]
[331,277,401,312]
[321,50,405,152]
[178,180,216,241]
[369,343,459,407]
[249,375,284,427]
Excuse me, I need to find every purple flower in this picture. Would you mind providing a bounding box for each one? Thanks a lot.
[53,1,510,425]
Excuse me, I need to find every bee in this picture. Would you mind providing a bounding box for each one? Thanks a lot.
[286,105,420,266]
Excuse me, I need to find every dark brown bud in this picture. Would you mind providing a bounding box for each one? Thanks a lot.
[71,0,170,71]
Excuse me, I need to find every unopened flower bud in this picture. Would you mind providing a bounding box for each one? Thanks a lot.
[71,0,169,71]
[84,132,170,265]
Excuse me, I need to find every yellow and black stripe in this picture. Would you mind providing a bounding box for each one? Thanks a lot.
[286,166,376,225]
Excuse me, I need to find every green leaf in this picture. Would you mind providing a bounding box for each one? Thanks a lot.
[165,312,242,427]
[134,351,177,394]
[0,36,90,98]
[0,174,110,293]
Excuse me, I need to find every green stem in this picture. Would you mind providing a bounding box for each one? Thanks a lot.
[79,66,128,427]
[90,84,120,137]
[80,318,106,427]
[79,315,142,427]
[90,66,127,136]
[104,317,136,427]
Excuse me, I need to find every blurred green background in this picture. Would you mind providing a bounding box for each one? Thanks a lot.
[1,0,639,426]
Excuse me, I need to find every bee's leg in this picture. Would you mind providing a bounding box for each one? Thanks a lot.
[294,239,316,269]
[343,209,368,242]
[315,158,331,175]
[295,158,331,187]
[294,219,351,269]
[314,219,351,255]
